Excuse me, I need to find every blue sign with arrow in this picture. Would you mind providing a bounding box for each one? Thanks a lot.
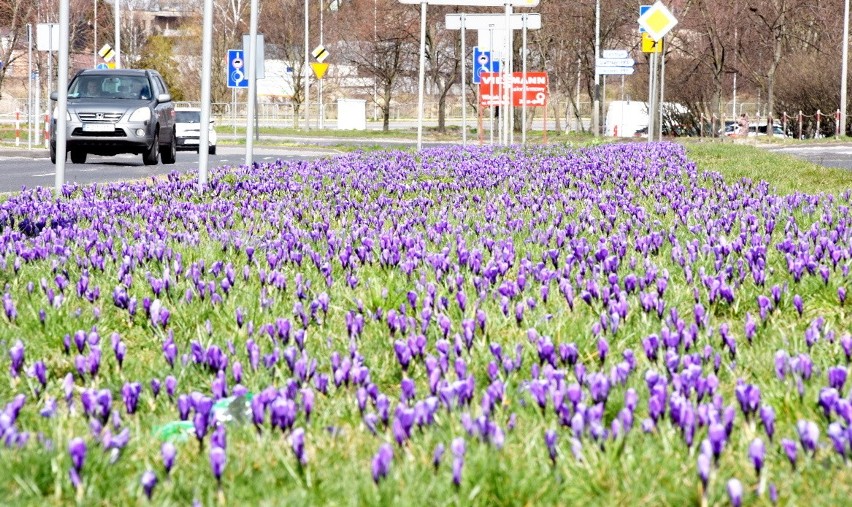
[227,49,248,88]
[472,47,500,85]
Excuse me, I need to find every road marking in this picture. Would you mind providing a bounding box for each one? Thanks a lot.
[33,172,55,177]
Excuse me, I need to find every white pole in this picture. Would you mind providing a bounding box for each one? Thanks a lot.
[27,24,32,150]
[56,0,70,192]
[198,0,214,188]
[461,15,467,146]
[575,57,580,132]
[246,0,259,165]
[304,0,310,130]
[841,0,850,137]
[48,25,53,130]
[94,0,98,67]
[114,0,121,68]
[658,38,665,141]
[504,2,512,146]
[522,14,527,144]
[416,1,427,150]
[592,0,600,136]
[489,27,494,145]
[34,68,40,146]
[319,0,324,130]
[647,51,656,141]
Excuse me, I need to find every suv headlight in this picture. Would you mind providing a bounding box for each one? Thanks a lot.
[52,107,71,121]
[128,107,151,122]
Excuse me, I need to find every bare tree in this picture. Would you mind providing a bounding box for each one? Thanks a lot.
[0,0,35,99]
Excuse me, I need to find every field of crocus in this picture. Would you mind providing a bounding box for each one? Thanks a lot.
[1,142,850,506]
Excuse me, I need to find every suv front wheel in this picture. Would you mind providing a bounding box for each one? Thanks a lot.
[70,150,87,164]
[143,130,160,165]
[161,130,176,164]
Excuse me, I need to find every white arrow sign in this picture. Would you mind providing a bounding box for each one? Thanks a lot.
[401,0,538,5]
[597,66,636,76]
[597,58,635,67]
[602,49,629,59]
[445,13,541,30]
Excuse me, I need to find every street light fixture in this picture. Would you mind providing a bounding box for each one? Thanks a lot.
[842,0,849,137]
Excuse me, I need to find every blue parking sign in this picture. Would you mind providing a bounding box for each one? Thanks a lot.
[227,49,248,88]
[639,5,651,33]
[472,47,500,85]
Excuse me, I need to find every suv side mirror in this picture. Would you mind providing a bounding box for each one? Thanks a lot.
[50,91,58,101]
[156,93,171,104]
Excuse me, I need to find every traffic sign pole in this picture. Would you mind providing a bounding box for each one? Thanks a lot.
[246,0,259,165]
[55,0,70,193]
[592,0,601,136]
[198,0,213,190]
[417,1,427,150]
[461,14,467,146]
[658,37,665,141]
[522,14,527,144]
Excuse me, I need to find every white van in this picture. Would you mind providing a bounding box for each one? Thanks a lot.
[605,100,649,137]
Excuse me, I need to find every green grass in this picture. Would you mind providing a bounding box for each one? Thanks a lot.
[683,141,852,195]
[0,141,850,506]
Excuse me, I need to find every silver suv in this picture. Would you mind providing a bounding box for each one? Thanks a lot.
[50,69,176,165]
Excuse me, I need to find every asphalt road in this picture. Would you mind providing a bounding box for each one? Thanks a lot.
[0,146,338,194]
[766,144,852,171]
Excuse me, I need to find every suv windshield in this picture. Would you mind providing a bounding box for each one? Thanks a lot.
[176,111,201,123]
[69,75,152,100]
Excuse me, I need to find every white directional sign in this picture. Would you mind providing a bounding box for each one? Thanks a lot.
[638,1,678,41]
[401,0,538,5]
[597,66,636,76]
[445,13,541,30]
[602,49,629,59]
[597,58,635,67]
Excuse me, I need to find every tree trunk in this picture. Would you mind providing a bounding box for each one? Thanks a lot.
[382,85,392,131]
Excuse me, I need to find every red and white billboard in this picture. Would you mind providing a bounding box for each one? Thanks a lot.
[478,72,549,107]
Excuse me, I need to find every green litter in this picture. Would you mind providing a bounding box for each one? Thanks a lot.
[154,393,255,442]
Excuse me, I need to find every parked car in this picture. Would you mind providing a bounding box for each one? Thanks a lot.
[50,68,176,165]
[723,122,787,138]
[174,107,217,155]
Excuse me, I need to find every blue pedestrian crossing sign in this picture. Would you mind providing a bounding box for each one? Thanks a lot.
[472,47,500,85]
[227,49,248,88]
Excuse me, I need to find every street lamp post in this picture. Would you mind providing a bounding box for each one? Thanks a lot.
[592,0,600,136]
[842,0,850,137]
[114,0,121,68]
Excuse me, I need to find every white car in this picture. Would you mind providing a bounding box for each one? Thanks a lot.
[174,107,217,154]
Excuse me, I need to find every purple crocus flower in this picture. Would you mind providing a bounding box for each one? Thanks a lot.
[290,428,307,465]
[749,438,765,475]
[708,423,726,461]
[141,470,157,499]
[433,443,445,470]
[828,366,848,391]
[371,443,393,483]
[796,420,819,454]
[210,446,226,485]
[727,478,743,507]
[68,436,87,470]
[781,438,798,469]
[828,422,847,460]
[760,405,776,441]
[545,429,558,463]
[697,453,710,491]
[162,442,176,474]
[9,340,24,377]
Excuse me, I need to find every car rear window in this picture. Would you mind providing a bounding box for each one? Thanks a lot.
[176,111,201,123]
[69,76,152,99]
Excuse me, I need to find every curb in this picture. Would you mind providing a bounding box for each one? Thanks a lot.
[0,148,50,158]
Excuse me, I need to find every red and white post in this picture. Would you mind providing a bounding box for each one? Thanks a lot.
[43,114,50,148]
[15,111,20,147]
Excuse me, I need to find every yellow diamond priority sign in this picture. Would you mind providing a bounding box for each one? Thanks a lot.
[638,1,677,42]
